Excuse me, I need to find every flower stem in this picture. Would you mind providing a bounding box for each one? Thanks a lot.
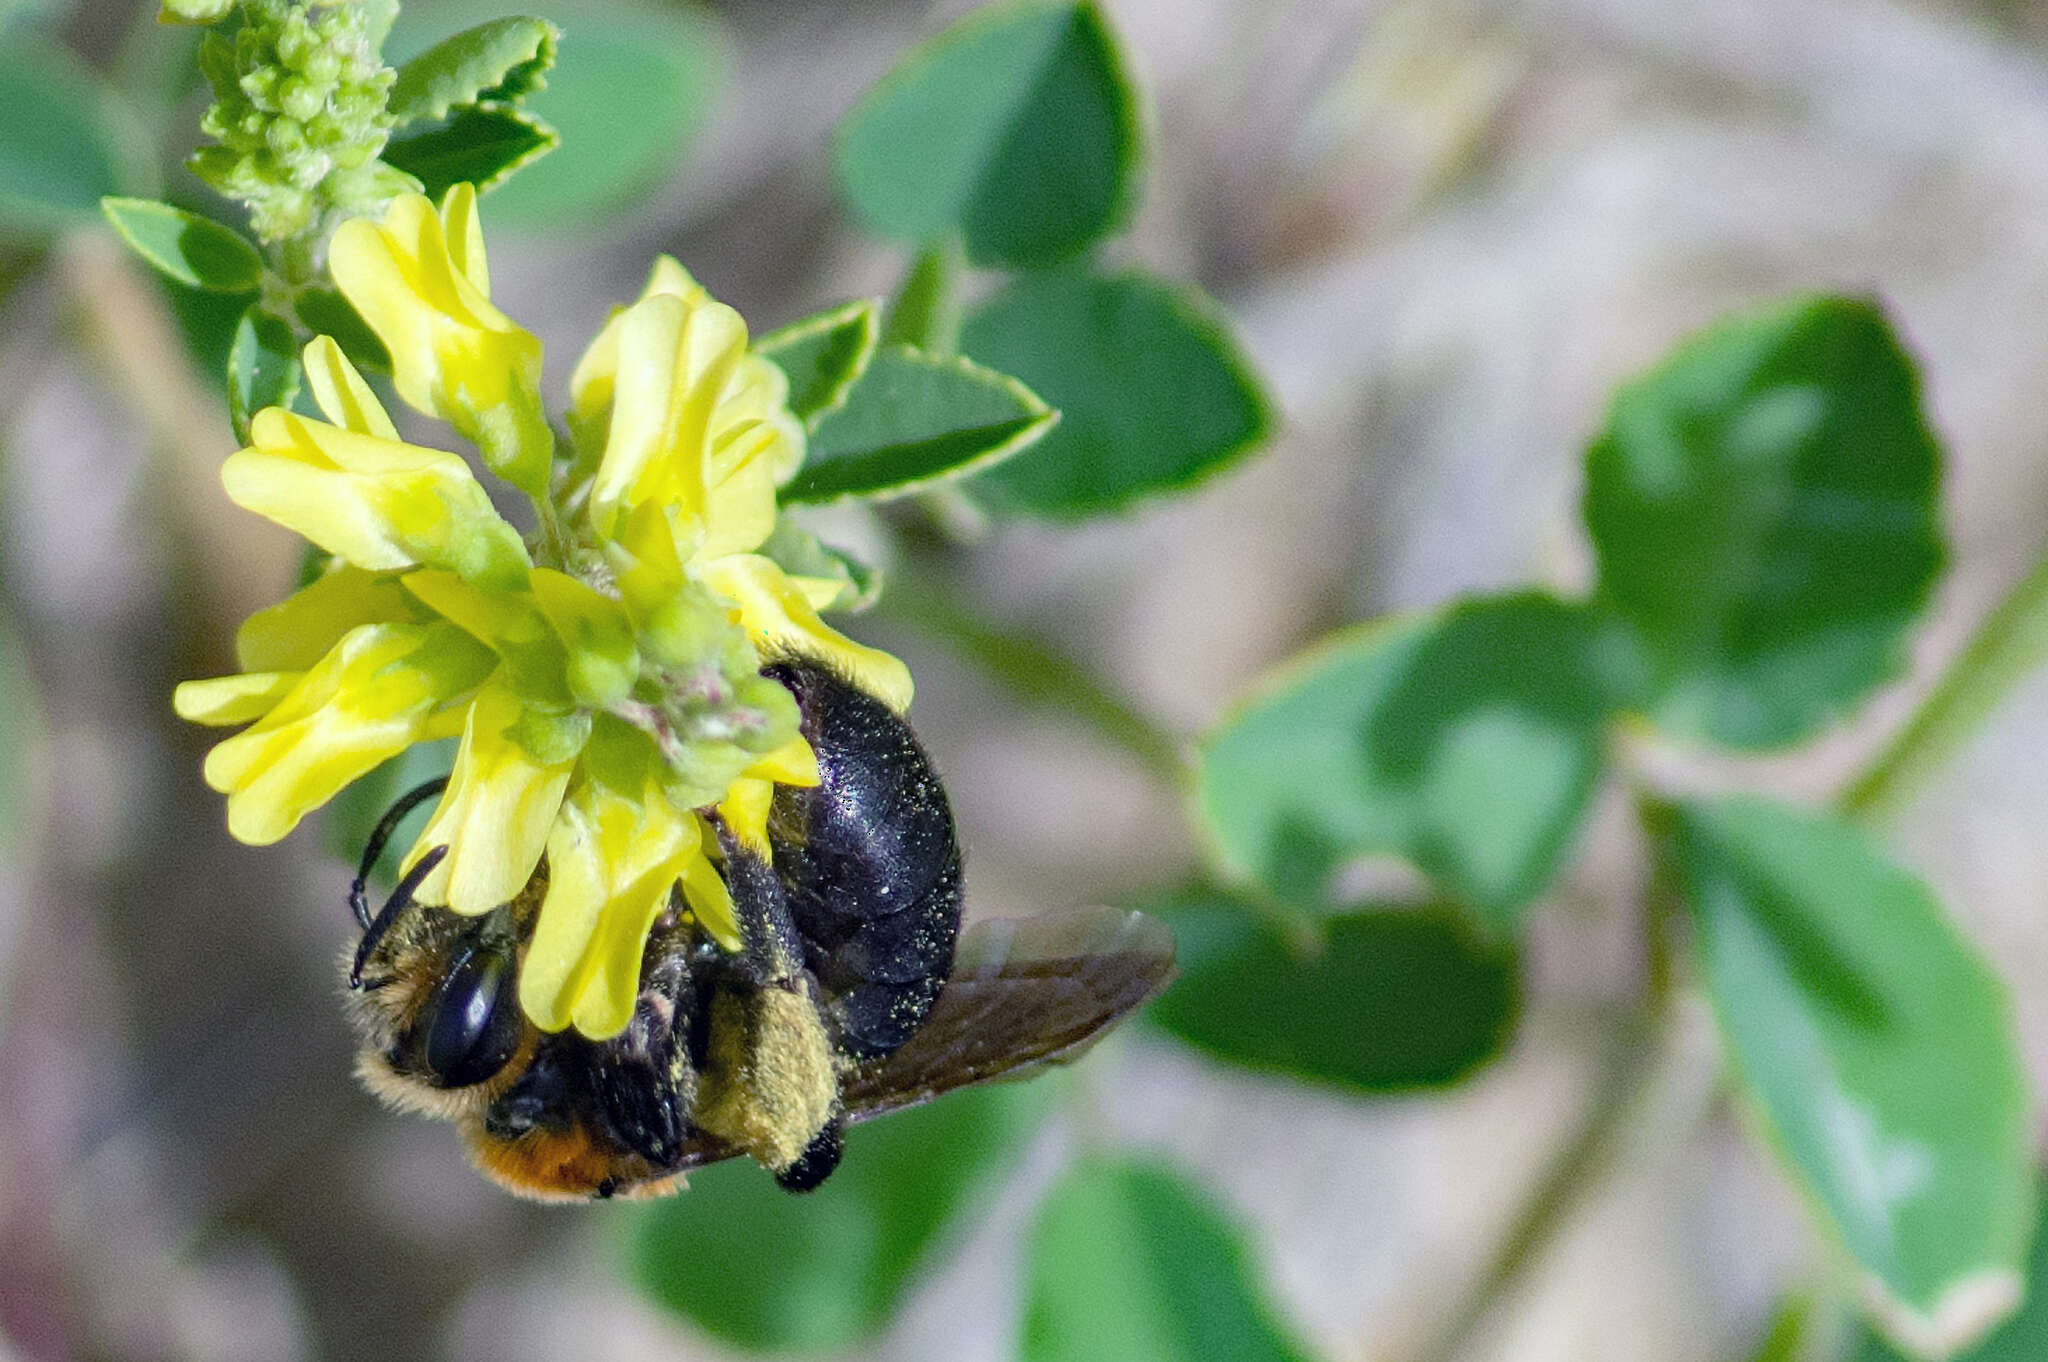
[1403,1022,1663,1362]
[879,581,1189,788]
[1839,534,2048,823]
[1396,812,1695,1362]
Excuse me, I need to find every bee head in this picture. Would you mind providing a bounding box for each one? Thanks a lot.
[347,865,545,1122]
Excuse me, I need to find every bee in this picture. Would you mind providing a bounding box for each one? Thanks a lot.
[344,657,1176,1201]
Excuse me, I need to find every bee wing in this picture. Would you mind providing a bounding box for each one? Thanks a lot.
[664,908,1175,1172]
[837,906,1177,1122]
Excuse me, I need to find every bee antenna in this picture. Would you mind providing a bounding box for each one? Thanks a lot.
[348,777,450,928]
[351,843,449,989]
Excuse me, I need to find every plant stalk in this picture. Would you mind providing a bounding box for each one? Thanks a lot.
[1841,535,2048,823]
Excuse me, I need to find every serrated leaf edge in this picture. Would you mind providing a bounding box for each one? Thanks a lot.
[388,16,562,127]
[971,268,1276,518]
[785,344,1060,505]
[755,298,881,432]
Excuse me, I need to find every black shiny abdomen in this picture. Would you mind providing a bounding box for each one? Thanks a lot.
[764,659,963,1060]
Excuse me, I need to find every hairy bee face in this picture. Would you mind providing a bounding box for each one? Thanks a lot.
[343,658,1177,1203]
[346,870,543,1128]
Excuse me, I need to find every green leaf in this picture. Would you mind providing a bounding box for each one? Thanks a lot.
[99,198,261,293]
[834,1,1142,268]
[1021,1158,1313,1362]
[758,517,883,612]
[0,40,138,238]
[388,0,727,231]
[1584,295,1944,749]
[295,287,390,375]
[380,104,557,201]
[882,237,965,354]
[388,16,559,125]
[1855,1180,2048,1362]
[1668,796,2034,1356]
[784,345,1056,505]
[625,1082,1042,1352]
[962,269,1271,516]
[1146,888,1518,1091]
[1197,592,1612,929]
[227,306,302,446]
[755,299,880,431]
[1745,1295,1820,1362]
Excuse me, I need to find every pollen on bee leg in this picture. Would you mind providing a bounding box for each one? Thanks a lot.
[695,985,839,1176]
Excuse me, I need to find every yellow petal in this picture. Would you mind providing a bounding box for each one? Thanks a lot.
[173,671,302,725]
[401,569,572,711]
[204,622,494,844]
[716,776,774,856]
[742,733,819,788]
[519,776,701,1038]
[302,336,399,439]
[695,553,913,711]
[696,419,780,561]
[227,409,530,589]
[677,840,741,952]
[520,790,608,1032]
[439,182,489,297]
[235,562,419,672]
[328,193,551,495]
[406,685,578,913]
[585,292,746,537]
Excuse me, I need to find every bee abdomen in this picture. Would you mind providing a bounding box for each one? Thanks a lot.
[764,659,964,1061]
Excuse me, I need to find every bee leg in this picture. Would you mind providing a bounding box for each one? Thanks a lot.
[696,820,842,1187]
[350,844,448,988]
[586,922,699,1170]
[347,776,449,929]
[706,816,808,988]
[773,1116,844,1193]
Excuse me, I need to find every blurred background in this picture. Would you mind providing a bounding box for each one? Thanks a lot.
[4,0,2048,1359]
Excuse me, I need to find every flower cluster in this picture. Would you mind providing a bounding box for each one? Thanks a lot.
[179,0,413,246]
[176,186,911,1038]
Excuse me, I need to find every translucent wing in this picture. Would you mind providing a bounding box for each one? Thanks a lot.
[665,907,1176,1172]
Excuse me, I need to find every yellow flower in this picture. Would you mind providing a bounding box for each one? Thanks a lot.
[179,189,913,1038]
[328,185,553,497]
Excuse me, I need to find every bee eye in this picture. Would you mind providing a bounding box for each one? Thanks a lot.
[420,941,522,1088]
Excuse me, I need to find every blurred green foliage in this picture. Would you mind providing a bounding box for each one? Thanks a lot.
[2,2,2038,1360]
[1671,796,2034,1330]
[623,1082,1045,1352]
[1147,887,1519,1091]
[1020,1158,1314,1362]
